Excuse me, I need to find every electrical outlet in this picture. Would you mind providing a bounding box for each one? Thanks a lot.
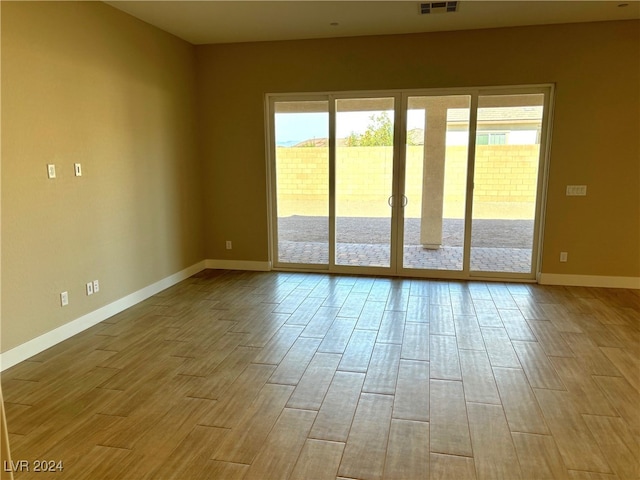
[226,241,232,250]
[86,282,94,295]
[560,252,568,262]
[93,280,100,293]
[47,164,56,179]
[60,291,69,306]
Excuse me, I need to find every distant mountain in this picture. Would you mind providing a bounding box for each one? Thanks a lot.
[283,129,425,147]
[292,138,348,147]
[276,140,302,147]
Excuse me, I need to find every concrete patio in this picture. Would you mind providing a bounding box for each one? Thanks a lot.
[277,216,534,273]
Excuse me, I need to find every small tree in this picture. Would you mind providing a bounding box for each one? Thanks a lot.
[347,112,393,146]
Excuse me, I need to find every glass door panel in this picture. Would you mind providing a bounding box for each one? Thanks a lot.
[335,97,395,267]
[273,100,329,266]
[470,94,544,274]
[402,95,471,271]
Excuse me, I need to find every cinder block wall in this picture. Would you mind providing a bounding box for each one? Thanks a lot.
[276,145,539,219]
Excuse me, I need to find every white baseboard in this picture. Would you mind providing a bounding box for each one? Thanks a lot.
[538,273,640,289]
[205,259,272,271]
[0,261,206,372]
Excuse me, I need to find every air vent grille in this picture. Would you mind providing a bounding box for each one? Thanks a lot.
[419,1,458,14]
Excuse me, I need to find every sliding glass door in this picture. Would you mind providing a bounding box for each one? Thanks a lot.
[268,86,552,280]
[469,93,545,276]
[401,95,471,272]
[335,97,395,268]
[273,100,329,266]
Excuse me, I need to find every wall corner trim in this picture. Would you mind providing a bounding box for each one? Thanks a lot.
[205,259,272,271]
[0,261,207,372]
[538,273,640,289]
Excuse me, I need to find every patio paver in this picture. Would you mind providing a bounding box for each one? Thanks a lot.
[278,241,532,273]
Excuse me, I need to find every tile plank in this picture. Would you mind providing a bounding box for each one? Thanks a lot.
[430,335,462,380]
[289,439,344,480]
[362,343,401,395]
[338,329,377,373]
[467,402,522,480]
[430,379,472,456]
[512,432,568,480]
[355,301,386,330]
[481,327,521,368]
[383,419,429,480]
[454,315,485,351]
[492,367,549,434]
[430,453,477,480]
[393,359,429,422]
[459,350,500,404]
[401,322,430,361]
[377,310,406,344]
[243,408,316,480]
[338,393,394,480]
[309,371,365,442]
[430,305,455,335]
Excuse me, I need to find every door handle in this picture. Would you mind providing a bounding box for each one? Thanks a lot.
[389,195,408,207]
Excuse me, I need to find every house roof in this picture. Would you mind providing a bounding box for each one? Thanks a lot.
[447,106,544,123]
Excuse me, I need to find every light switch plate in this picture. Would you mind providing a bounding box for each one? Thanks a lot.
[566,185,587,196]
[74,163,82,177]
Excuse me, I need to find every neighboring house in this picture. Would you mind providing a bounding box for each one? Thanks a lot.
[445,106,543,145]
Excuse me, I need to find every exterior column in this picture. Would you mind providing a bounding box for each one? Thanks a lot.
[420,100,449,249]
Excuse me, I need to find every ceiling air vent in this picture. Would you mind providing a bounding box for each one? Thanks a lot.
[419,1,458,14]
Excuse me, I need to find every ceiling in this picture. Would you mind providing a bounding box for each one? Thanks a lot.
[104,1,640,45]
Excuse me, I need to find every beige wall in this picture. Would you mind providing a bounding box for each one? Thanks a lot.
[197,20,640,278]
[1,2,203,352]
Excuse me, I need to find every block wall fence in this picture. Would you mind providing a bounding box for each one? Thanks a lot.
[276,145,540,218]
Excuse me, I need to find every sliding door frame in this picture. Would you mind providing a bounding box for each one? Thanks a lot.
[467,84,555,282]
[265,84,554,282]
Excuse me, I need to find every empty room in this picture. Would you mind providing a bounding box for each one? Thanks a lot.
[1,1,639,479]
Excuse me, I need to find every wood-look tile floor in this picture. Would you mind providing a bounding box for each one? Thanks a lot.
[2,270,639,479]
